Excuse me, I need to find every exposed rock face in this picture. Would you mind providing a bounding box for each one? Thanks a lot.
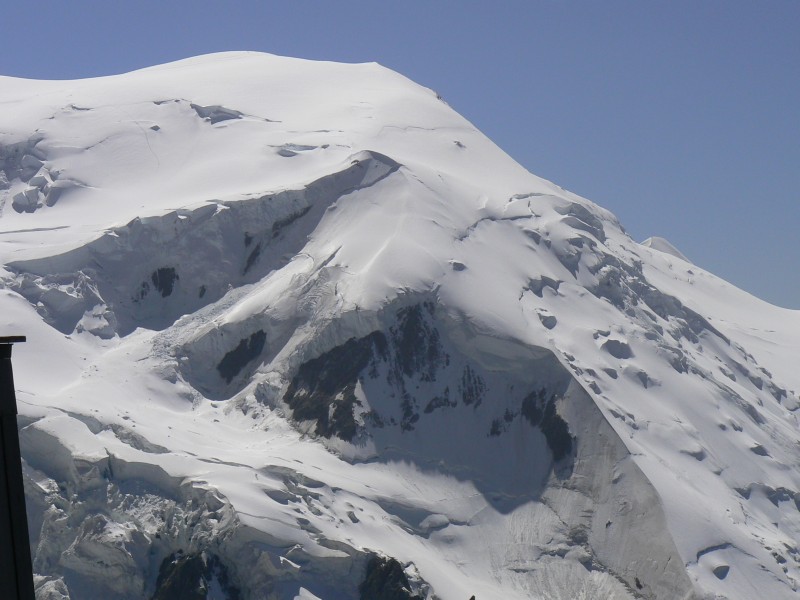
[520,388,573,461]
[217,330,267,384]
[281,301,575,474]
[152,552,240,600]
[284,332,386,440]
[359,556,423,600]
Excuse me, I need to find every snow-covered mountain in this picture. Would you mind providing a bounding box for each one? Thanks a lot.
[1,52,799,600]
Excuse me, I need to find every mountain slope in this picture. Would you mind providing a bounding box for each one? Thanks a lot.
[1,52,799,600]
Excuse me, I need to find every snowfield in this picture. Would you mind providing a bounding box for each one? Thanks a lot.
[1,52,799,599]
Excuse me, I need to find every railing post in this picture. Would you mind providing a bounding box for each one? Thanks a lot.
[0,336,35,600]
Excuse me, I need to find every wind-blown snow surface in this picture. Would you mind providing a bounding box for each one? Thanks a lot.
[2,52,800,599]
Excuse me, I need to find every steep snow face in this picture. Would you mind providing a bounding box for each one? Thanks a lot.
[2,52,800,600]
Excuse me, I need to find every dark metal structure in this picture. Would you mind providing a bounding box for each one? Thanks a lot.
[0,336,35,600]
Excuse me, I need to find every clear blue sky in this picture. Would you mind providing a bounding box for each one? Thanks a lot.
[2,1,798,307]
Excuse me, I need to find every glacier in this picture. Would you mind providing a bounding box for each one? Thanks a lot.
[1,51,799,599]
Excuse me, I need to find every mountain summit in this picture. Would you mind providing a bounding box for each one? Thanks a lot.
[1,52,799,600]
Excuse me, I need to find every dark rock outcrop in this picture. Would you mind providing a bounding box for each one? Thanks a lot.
[359,555,423,600]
